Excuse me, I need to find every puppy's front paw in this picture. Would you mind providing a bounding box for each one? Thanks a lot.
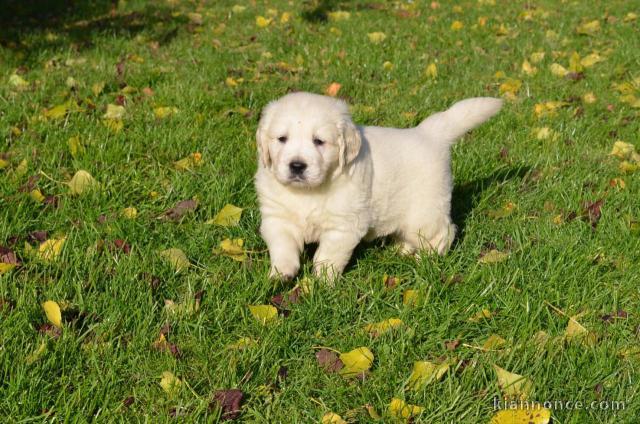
[269,261,299,281]
[312,263,340,285]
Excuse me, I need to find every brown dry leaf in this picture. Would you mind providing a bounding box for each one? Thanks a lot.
[316,348,344,373]
[211,389,244,420]
[161,199,198,221]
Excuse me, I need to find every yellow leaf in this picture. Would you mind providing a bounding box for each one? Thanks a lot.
[367,32,387,43]
[482,334,507,350]
[207,204,243,226]
[499,78,522,96]
[159,248,190,272]
[26,341,47,365]
[42,300,63,328]
[256,16,272,28]
[325,82,342,97]
[174,152,203,170]
[154,106,179,119]
[624,12,638,22]
[489,406,551,424]
[479,249,509,264]
[407,360,449,390]
[103,119,123,132]
[529,51,545,63]
[580,53,604,68]
[44,104,68,120]
[122,207,138,219]
[450,20,464,30]
[0,158,9,169]
[68,170,97,195]
[533,127,558,141]
[468,308,494,322]
[92,81,105,96]
[339,347,374,377]
[30,189,45,203]
[521,59,537,75]
[280,12,291,24]
[487,202,516,219]
[327,11,350,21]
[576,19,600,35]
[619,161,639,173]
[159,371,181,395]
[227,337,256,350]
[0,263,16,274]
[364,318,403,336]
[322,412,346,424]
[568,52,583,73]
[248,304,278,324]
[68,136,85,158]
[389,398,424,420]
[493,365,532,399]
[609,141,636,160]
[103,104,125,120]
[532,330,550,348]
[231,5,246,13]
[37,237,66,262]
[383,61,394,71]
[582,92,597,104]
[565,316,596,345]
[425,63,438,79]
[215,238,246,262]
[403,289,420,306]
[550,63,569,77]
[9,73,29,88]
[13,159,28,178]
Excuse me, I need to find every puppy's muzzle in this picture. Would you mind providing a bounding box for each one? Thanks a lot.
[289,160,307,177]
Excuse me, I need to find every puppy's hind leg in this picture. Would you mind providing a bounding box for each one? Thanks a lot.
[397,220,457,257]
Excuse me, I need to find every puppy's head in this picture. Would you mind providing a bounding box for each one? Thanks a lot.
[256,92,361,188]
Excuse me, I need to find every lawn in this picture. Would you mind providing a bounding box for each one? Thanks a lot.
[1,0,639,422]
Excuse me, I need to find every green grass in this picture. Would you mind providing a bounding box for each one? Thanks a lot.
[1,0,639,422]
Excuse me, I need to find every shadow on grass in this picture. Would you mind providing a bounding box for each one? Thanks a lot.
[0,0,184,64]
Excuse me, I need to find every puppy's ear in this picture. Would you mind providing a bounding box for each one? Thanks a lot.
[256,102,276,168]
[338,117,361,170]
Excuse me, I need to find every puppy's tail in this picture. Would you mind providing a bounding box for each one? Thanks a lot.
[418,97,503,145]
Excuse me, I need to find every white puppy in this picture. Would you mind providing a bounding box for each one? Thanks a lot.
[255,92,502,281]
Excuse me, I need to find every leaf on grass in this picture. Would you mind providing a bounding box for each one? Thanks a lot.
[580,53,604,68]
[533,127,559,141]
[9,73,29,88]
[42,300,63,328]
[487,202,516,219]
[256,16,272,27]
[207,204,242,226]
[122,207,138,219]
[609,141,636,160]
[499,78,522,97]
[92,81,105,96]
[26,341,47,365]
[550,63,569,77]
[0,247,20,266]
[44,103,68,120]
[327,11,350,21]
[367,32,387,43]
[493,365,532,400]
[489,406,551,424]
[530,52,545,63]
[159,248,190,272]
[364,318,403,337]
[565,315,596,345]
[162,199,198,221]
[104,104,125,119]
[468,308,494,322]
[450,20,464,30]
[407,360,450,390]
[37,237,66,262]
[151,333,181,358]
[30,187,45,202]
[339,347,374,377]
[322,412,346,424]
[534,101,568,118]
[174,152,203,170]
[68,170,98,195]
[227,337,256,350]
[103,118,123,132]
[316,348,344,373]
[160,371,181,395]
[248,305,278,324]
[521,59,537,75]
[483,334,507,350]
[325,82,342,97]
[425,63,438,79]
[68,136,85,158]
[0,263,16,274]
[389,398,424,420]
[576,20,600,35]
[154,106,179,119]
[479,250,509,264]
[582,92,597,104]
[582,199,603,229]
[214,238,246,262]
[211,389,244,420]
[403,289,420,306]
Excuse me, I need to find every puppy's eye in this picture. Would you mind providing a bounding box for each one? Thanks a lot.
[277,136,288,143]
[313,138,325,146]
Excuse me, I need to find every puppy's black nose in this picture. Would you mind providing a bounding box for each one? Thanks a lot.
[289,161,307,175]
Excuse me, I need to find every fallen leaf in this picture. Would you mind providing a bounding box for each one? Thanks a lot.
[214,238,246,262]
[482,334,507,350]
[582,92,597,104]
[530,52,545,63]
[322,412,346,424]
[479,250,509,264]
[364,318,403,337]
[227,337,256,350]
[211,389,244,420]
[609,141,636,160]
[159,248,190,272]
[231,5,246,13]
[468,308,494,322]
[122,207,138,219]
[565,315,596,345]
[327,11,350,21]
[389,398,424,420]
[316,348,344,373]
[154,106,179,119]
[159,371,181,395]
[493,365,532,399]
[407,360,450,390]
[489,406,551,424]
[576,19,600,35]
[92,81,105,96]
[487,202,516,219]
[9,74,29,89]
[249,305,278,324]
[580,53,604,68]
[207,204,243,226]
[26,341,47,365]
[256,16,272,28]
[0,263,16,274]
[42,300,63,328]
[68,136,85,158]
[521,59,537,75]
[403,289,420,306]
[582,199,603,229]
[325,82,342,97]
[367,32,387,43]
[103,104,125,120]
[174,152,203,170]
[68,170,98,195]
[550,63,569,77]
[43,103,68,120]
[339,347,374,377]
[37,237,66,262]
[425,62,438,79]
[450,20,464,30]
[162,199,198,221]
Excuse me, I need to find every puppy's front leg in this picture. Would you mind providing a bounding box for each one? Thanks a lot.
[261,218,303,281]
[313,230,360,282]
